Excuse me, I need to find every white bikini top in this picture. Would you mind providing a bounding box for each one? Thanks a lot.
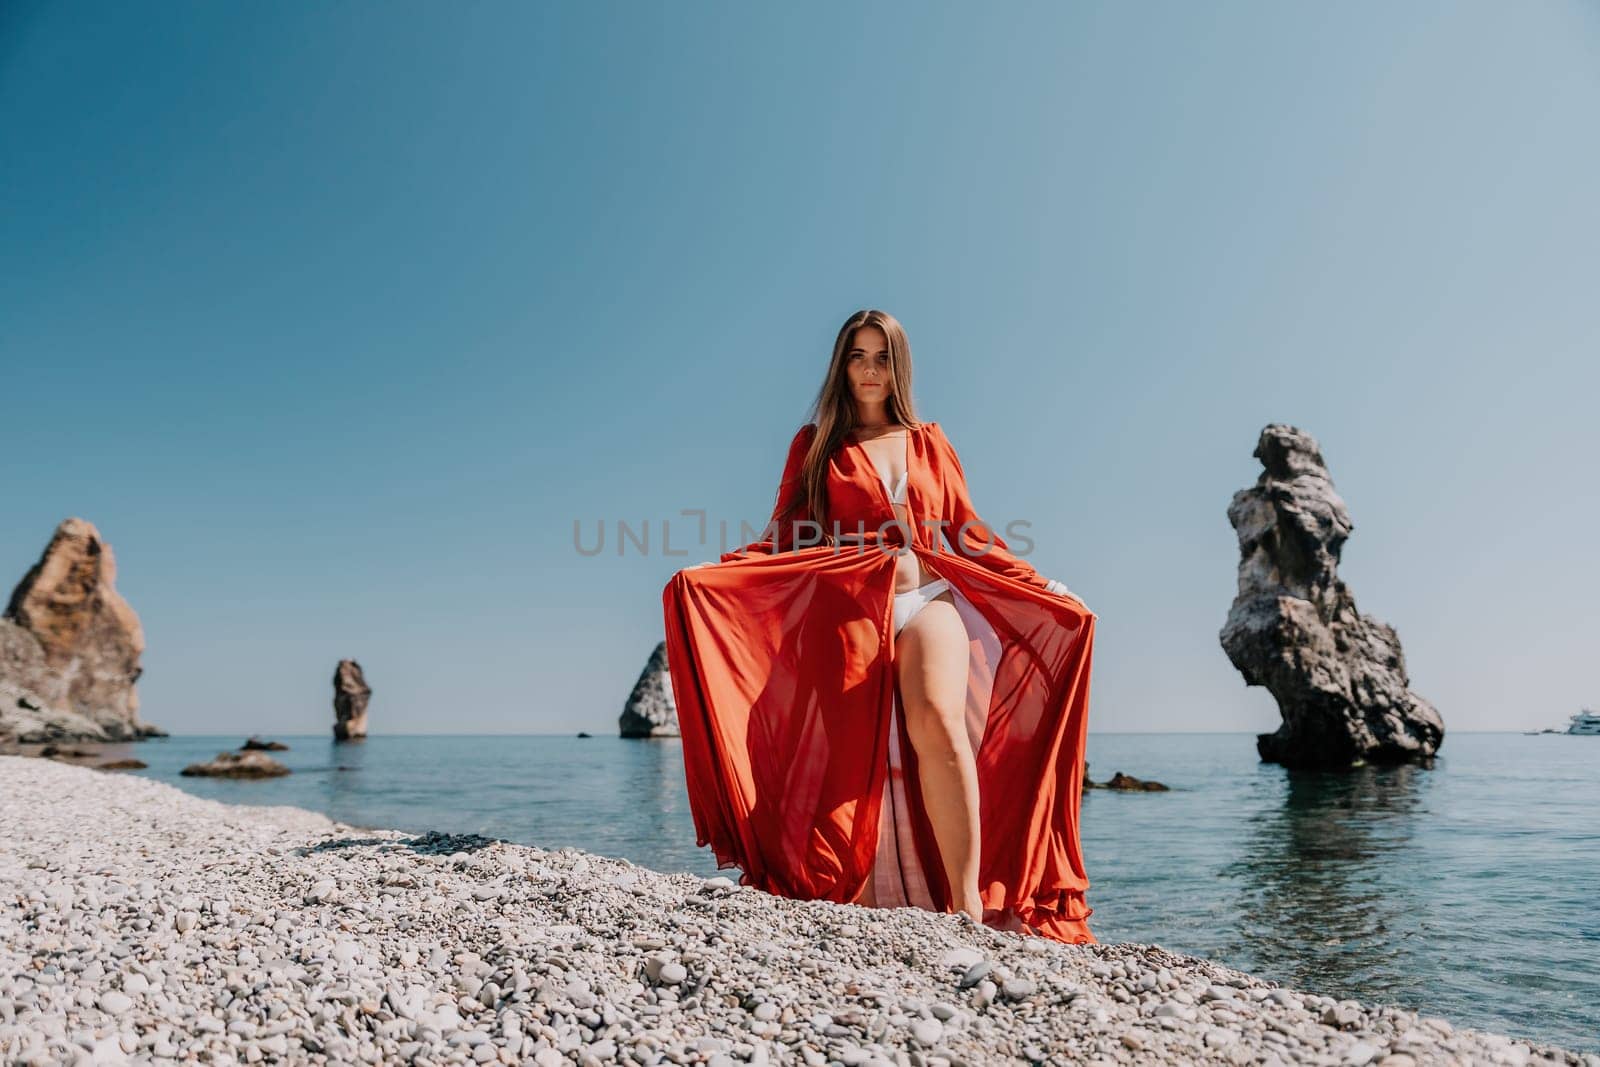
[882,469,908,505]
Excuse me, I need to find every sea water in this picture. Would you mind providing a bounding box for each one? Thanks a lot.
[102,730,1598,1052]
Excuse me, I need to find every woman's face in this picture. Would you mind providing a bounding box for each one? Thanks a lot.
[845,324,893,408]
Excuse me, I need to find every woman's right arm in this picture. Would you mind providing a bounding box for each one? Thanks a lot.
[713,422,818,563]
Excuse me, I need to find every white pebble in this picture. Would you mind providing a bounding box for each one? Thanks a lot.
[97,991,132,1014]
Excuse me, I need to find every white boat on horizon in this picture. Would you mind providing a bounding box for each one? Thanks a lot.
[1568,710,1600,735]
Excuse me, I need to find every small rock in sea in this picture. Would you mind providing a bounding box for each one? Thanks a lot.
[181,750,290,778]
[1088,771,1170,791]
[97,758,147,770]
[240,736,289,751]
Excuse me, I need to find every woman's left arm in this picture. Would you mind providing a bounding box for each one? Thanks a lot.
[931,422,1091,611]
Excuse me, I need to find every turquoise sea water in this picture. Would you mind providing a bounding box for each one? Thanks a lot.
[95,731,1597,1053]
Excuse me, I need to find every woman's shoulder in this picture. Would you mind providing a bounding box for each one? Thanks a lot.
[784,422,819,453]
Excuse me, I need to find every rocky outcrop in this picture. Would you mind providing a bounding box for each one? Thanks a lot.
[180,750,290,778]
[0,520,164,742]
[241,737,288,751]
[1221,425,1444,768]
[620,642,679,738]
[333,660,371,741]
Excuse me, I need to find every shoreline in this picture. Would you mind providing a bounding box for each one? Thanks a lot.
[1,755,1591,1067]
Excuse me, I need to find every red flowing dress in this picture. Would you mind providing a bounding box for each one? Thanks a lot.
[661,421,1096,943]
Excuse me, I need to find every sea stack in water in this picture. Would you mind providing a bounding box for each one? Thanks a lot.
[333,659,371,741]
[1221,425,1444,768]
[619,642,679,738]
[0,519,165,742]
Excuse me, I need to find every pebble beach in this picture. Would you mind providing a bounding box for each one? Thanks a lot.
[1,755,1591,1067]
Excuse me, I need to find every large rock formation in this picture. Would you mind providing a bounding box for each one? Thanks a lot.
[619,642,679,738]
[1221,425,1444,768]
[0,519,164,742]
[333,659,371,741]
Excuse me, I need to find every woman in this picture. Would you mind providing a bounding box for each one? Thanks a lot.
[662,309,1098,943]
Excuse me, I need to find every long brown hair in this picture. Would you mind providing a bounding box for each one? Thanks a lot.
[783,309,921,542]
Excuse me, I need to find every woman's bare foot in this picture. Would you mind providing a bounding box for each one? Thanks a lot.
[948,880,982,921]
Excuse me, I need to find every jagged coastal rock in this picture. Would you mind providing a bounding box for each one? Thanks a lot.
[620,641,679,738]
[333,659,371,741]
[0,519,164,743]
[1082,763,1170,792]
[180,749,291,778]
[1220,425,1444,768]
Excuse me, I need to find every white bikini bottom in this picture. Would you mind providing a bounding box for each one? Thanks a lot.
[892,577,953,637]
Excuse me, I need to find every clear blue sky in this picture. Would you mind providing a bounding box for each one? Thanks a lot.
[3,2,1596,736]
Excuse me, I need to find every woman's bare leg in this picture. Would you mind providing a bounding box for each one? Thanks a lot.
[895,590,982,919]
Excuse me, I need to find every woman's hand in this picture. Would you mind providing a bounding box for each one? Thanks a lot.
[1044,578,1093,615]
